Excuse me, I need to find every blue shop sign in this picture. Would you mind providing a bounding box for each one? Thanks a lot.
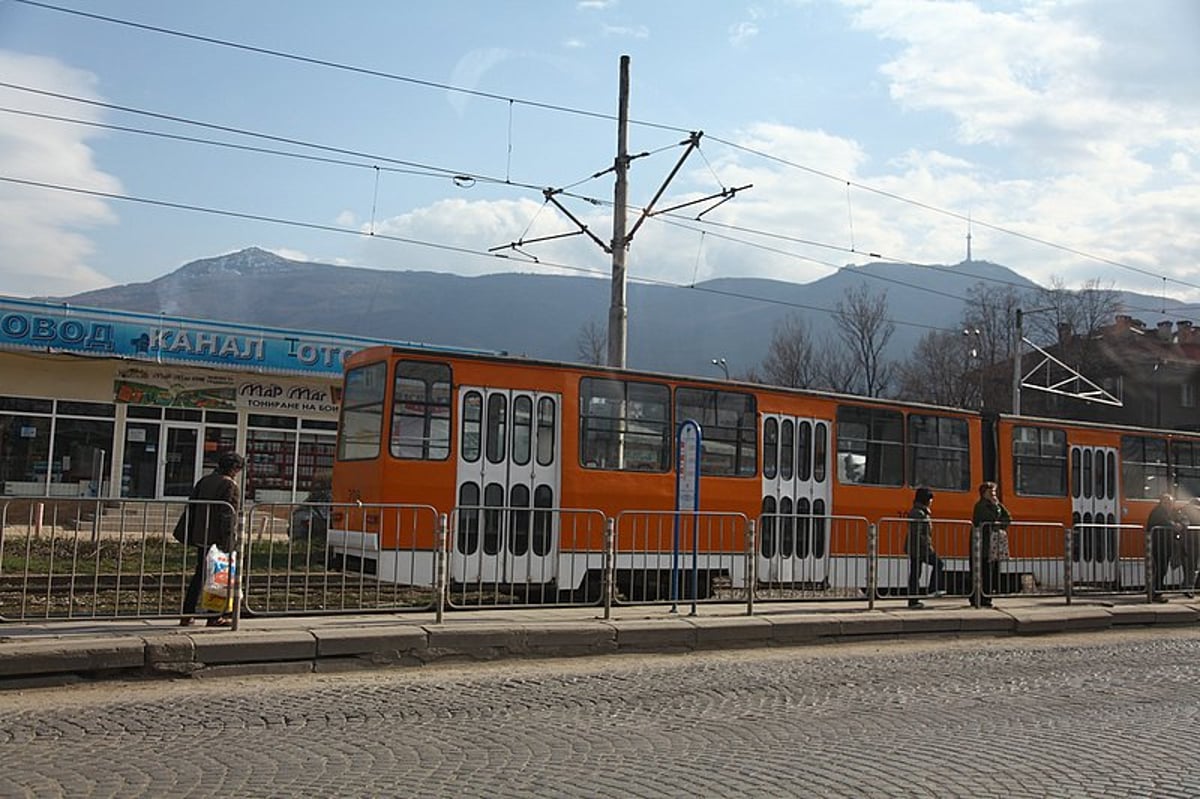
[0,297,395,377]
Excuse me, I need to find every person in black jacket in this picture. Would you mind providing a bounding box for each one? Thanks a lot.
[906,486,943,609]
[1147,492,1185,603]
[176,451,244,626]
[971,481,1012,607]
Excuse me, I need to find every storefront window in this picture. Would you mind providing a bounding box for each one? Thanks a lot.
[0,414,52,495]
[50,417,115,497]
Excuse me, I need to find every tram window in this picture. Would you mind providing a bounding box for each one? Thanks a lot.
[1012,425,1067,497]
[763,418,779,480]
[536,397,556,467]
[813,423,827,483]
[797,421,812,482]
[1121,435,1169,500]
[485,393,507,464]
[908,414,970,491]
[780,419,794,481]
[512,395,532,467]
[580,377,670,472]
[461,391,482,463]
[1172,440,1200,498]
[674,388,757,477]
[836,406,903,486]
[337,362,386,461]
[390,361,451,460]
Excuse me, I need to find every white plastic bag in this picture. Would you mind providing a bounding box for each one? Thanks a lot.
[201,544,237,613]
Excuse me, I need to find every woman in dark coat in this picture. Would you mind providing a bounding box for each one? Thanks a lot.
[971,481,1011,607]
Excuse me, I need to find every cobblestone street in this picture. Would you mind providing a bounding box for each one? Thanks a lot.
[4,628,1200,798]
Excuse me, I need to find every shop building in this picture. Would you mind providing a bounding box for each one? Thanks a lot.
[0,296,401,502]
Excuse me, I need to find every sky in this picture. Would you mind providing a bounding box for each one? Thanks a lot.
[1,0,1198,320]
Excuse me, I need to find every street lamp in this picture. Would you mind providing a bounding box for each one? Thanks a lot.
[963,328,982,408]
[711,357,729,380]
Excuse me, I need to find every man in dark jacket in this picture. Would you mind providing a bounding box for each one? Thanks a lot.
[177,451,244,626]
[906,486,943,609]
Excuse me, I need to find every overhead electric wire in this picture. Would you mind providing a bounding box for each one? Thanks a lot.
[9,1,1197,310]
[16,0,1191,300]
[11,0,686,134]
[0,174,955,335]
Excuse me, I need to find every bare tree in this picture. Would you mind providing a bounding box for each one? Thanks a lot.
[833,284,895,397]
[813,335,860,393]
[961,281,1026,367]
[575,319,606,365]
[1027,276,1122,346]
[760,314,817,388]
[896,330,980,407]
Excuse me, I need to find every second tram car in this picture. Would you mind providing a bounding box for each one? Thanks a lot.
[328,345,1200,598]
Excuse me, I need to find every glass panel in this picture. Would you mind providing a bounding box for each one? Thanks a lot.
[579,377,670,472]
[0,414,52,495]
[512,395,532,467]
[49,417,115,497]
[814,423,827,483]
[338,362,385,461]
[509,484,530,556]
[390,361,451,460]
[761,497,776,558]
[536,397,556,467]
[908,414,970,491]
[1013,426,1067,497]
[163,427,199,497]
[486,393,507,465]
[482,482,504,556]
[461,392,482,463]
[457,482,480,555]
[763,418,778,480]
[533,485,554,556]
[246,428,297,501]
[797,421,812,482]
[780,419,794,481]
[121,422,159,498]
[836,406,903,486]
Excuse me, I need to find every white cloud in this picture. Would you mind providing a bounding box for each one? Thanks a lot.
[367,197,613,277]
[601,24,650,39]
[729,21,760,46]
[0,51,119,297]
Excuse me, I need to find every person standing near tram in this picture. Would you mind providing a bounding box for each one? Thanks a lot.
[971,481,1011,608]
[1147,492,1186,603]
[906,487,944,609]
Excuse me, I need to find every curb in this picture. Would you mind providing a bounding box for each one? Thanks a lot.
[3,603,1198,688]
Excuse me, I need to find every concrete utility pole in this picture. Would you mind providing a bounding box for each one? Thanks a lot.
[608,55,631,369]
[1012,308,1023,415]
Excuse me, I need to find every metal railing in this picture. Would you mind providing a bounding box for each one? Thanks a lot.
[4,496,1193,623]
[245,501,440,615]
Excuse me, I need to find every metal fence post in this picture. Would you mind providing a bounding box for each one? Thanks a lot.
[435,513,448,624]
[745,519,756,617]
[602,517,615,620]
[867,523,877,611]
[1145,526,1155,604]
[1064,527,1074,606]
[972,525,982,609]
[231,504,245,632]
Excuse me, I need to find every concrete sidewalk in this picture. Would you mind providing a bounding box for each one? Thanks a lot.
[2,596,1198,688]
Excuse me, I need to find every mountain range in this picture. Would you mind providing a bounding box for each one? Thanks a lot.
[49,248,1186,380]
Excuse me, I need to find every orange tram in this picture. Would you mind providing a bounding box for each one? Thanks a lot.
[328,344,1200,598]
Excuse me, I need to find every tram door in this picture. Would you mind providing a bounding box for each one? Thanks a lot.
[759,415,832,586]
[1071,445,1119,584]
[453,387,561,585]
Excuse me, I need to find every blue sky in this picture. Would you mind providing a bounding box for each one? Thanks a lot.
[1,0,1198,313]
